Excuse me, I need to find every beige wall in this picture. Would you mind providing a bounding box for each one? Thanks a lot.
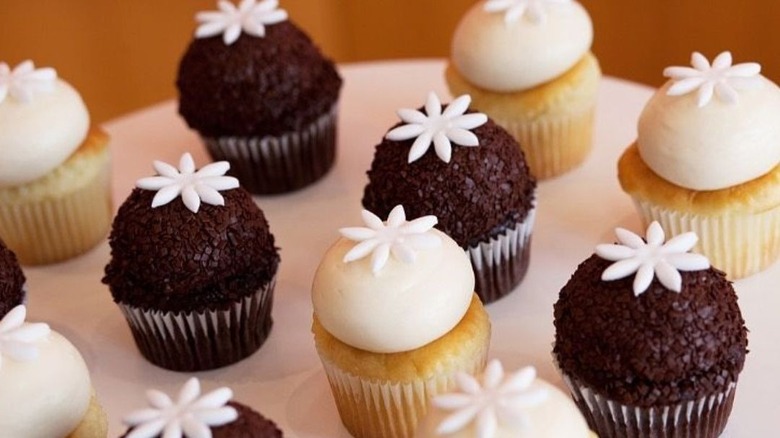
[2,0,779,122]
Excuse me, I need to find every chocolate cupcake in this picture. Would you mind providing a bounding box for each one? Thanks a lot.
[121,377,282,437]
[363,92,536,303]
[553,222,748,438]
[103,153,280,371]
[177,0,342,195]
[0,239,25,317]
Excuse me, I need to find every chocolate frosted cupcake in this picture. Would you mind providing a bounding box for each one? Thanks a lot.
[553,222,748,438]
[177,0,342,195]
[121,377,282,437]
[363,92,536,303]
[103,153,279,371]
[0,239,25,317]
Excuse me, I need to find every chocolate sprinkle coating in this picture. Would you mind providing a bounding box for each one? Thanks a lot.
[553,255,748,407]
[177,21,342,138]
[362,116,536,247]
[103,188,279,313]
[120,401,283,438]
[0,239,24,318]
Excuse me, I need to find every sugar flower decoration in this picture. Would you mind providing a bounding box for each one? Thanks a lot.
[596,221,710,296]
[136,153,239,214]
[664,51,762,108]
[340,205,441,274]
[195,0,288,45]
[124,377,238,438]
[484,0,572,25]
[0,305,51,371]
[0,60,57,104]
[433,360,549,437]
[385,92,488,164]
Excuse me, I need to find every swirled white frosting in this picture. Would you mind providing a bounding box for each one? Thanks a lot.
[0,77,89,187]
[451,0,592,92]
[637,53,780,190]
[312,224,474,354]
[0,328,91,438]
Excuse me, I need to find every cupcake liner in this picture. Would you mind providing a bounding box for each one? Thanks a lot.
[204,105,338,195]
[494,106,595,180]
[467,205,536,304]
[319,352,486,438]
[0,157,112,265]
[562,373,737,438]
[118,277,275,371]
[632,198,780,279]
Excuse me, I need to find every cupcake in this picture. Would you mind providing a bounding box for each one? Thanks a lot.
[619,51,780,279]
[553,222,748,437]
[446,0,600,179]
[120,377,282,437]
[362,92,536,303]
[177,0,343,195]
[103,153,280,371]
[0,305,108,437]
[0,238,25,317]
[415,359,596,437]
[0,60,112,264]
[312,205,491,438]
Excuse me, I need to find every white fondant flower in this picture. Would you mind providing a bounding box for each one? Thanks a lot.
[136,153,239,214]
[124,377,238,438]
[596,222,710,296]
[0,305,51,371]
[433,360,549,437]
[484,0,572,25]
[664,51,762,108]
[195,0,288,45]
[385,92,488,164]
[0,60,57,104]
[340,205,441,274]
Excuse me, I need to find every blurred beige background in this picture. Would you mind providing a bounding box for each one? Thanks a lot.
[2,0,779,122]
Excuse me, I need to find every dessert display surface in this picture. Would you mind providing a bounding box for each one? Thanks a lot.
[21,60,778,437]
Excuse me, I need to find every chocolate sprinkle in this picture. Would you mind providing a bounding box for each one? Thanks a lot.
[103,188,279,313]
[362,116,536,247]
[553,255,748,407]
[0,239,24,318]
[177,21,342,138]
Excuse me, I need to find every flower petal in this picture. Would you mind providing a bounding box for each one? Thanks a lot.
[661,232,698,254]
[665,253,710,271]
[197,161,230,177]
[194,406,239,426]
[601,258,641,281]
[195,19,228,38]
[178,378,202,405]
[712,51,733,70]
[595,243,635,261]
[403,215,437,234]
[199,176,239,191]
[151,185,182,208]
[443,94,471,118]
[632,262,655,295]
[697,81,716,108]
[343,239,380,263]
[666,77,706,96]
[482,359,505,389]
[136,176,175,191]
[370,243,391,274]
[424,91,442,117]
[179,153,196,174]
[123,409,163,426]
[387,205,407,227]
[447,128,479,147]
[501,366,536,392]
[146,389,173,409]
[182,185,201,213]
[475,407,498,438]
[391,242,416,264]
[181,415,211,438]
[614,227,645,249]
[152,160,181,178]
[0,305,26,332]
[407,131,433,163]
[433,131,453,163]
[361,209,384,230]
[339,226,376,241]
[663,66,704,79]
[396,108,428,124]
[645,222,665,246]
[691,52,710,70]
[194,184,226,207]
[715,82,739,105]
[224,22,242,45]
[452,113,488,130]
[655,259,682,292]
[385,123,426,141]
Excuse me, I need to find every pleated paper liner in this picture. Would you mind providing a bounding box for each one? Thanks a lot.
[204,105,338,195]
[118,277,275,372]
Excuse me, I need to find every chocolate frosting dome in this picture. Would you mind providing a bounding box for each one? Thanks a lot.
[177,21,342,138]
[0,239,25,318]
[103,188,279,313]
[362,117,536,247]
[553,254,748,407]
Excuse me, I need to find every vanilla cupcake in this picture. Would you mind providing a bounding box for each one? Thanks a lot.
[312,206,491,438]
[0,60,112,265]
[446,0,600,179]
[0,305,107,437]
[619,51,780,279]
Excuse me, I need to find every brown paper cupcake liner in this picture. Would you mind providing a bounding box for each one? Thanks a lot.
[204,105,338,195]
[467,206,536,304]
[118,277,275,371]
[633,198,780,279]
[562,373,737,438]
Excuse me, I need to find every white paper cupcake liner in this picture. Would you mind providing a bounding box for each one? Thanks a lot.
[562,373,737,438]
[204,105,338,195]
[118,277,275,371]
[319,353,486,438]
[467,205,536,304]
[633,198,780,279]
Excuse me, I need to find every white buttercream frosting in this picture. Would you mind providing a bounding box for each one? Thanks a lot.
[415,360,591,438]
[136,153,239,214]
[596,222,710,296]
[312,211,474,354]
[0,60,57,104]
[123,377,238,438]
[451,0,592,92]
[0,308,91,438]
[484,0,573,25]
[637,55,780,190]
[0,77,89,187]
[196,0,288,45]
